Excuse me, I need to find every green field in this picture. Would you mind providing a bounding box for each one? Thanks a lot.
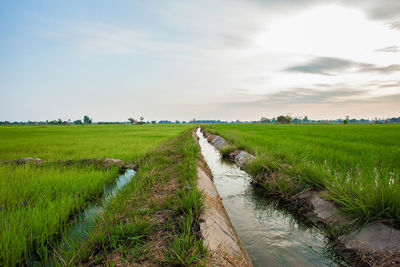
[3,123,400,265]
[0,124,192,162]
[204,124,400,225]
[0,124,193,266]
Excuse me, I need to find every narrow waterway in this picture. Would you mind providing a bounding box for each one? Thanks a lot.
[196,128,344,266]
[62,169,137,243]
[28,169,137,265]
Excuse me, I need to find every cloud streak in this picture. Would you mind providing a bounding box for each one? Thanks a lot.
[285,57,353,75]
[221,79,400,109]
[222,87,368,107]
[285,57,400,75]
[375,46,400,53]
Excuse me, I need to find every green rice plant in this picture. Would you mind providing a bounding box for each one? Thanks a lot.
[0,163,119,266]
[0,124,192,162]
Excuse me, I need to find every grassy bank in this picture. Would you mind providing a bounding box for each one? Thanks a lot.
[203,124,400,225]
[59,129,206,266]
[0,124,192,162]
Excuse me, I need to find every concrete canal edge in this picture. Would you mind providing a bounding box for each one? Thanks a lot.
[193,129,252,267]
[200,128,400,267]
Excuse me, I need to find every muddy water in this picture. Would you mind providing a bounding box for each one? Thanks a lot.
[196,129,344,266]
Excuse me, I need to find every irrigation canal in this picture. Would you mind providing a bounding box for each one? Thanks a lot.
[196,128,345,266]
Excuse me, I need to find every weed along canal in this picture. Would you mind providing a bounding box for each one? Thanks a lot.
[196,128,343,266]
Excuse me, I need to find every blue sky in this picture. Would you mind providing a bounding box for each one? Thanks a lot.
[1,0,399,121]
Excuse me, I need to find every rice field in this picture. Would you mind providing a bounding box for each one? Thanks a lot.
[203,124,400,225]
[0,163,119,266]
[0,124,192,161]
[0,124,192,266]
[3,123,400,266]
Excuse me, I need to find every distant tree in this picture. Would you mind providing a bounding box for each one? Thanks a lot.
[343,115,349,124]
[303,116,309,123]
[128,118,136,124]
[151,120,157,124]
[277,116,285,124]
[83,115,92,124]
[277,115,292,124]
[292,117,301,123]
[74,120,83,124]
[139,117,144,125]
[175,120,181,124]
[390,117,400,123]
[260,117,271,124]
[57,118,62,124]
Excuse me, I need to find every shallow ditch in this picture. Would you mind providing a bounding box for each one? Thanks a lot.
[27,168,137,265]
[196,128,346,266]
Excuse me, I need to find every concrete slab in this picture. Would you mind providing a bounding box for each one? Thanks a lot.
[309,195,351,225]
[339,221,400,252]
[234,151,255,168]
[210,136,229,149]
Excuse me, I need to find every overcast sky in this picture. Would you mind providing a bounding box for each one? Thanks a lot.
[1,0,399,121]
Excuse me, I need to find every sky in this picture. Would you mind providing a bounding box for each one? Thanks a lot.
[1,0,399,122]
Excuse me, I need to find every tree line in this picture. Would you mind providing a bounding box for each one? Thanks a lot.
[1,115,400,125]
